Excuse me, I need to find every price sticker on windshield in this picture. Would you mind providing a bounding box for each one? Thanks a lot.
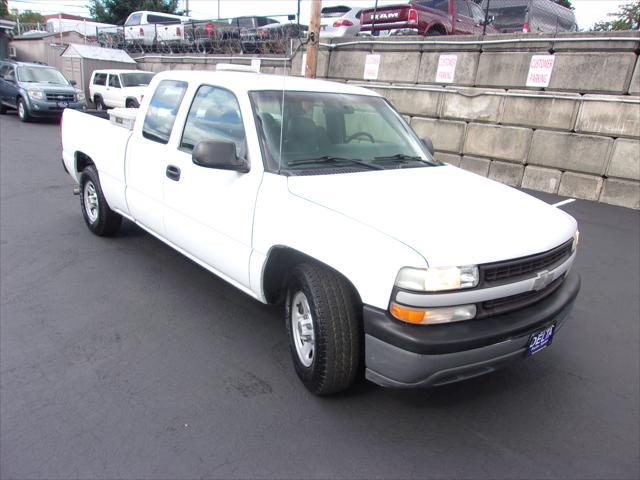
[363,54,381,80]
[526,55,555,88]
[436,54,457,83]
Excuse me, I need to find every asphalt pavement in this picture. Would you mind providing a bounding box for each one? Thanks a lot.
[1,112,639,479]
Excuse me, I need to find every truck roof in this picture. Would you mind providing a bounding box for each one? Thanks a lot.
[154,70,381,97]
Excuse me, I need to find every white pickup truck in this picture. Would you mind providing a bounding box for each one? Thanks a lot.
[61,69,581,395]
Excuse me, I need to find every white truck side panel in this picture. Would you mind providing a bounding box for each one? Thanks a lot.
[250,174,428,309]
[61,109,131,215]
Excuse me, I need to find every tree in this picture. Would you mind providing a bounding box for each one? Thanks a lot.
[89,0,180,25]
[8,9,45,24]
[592,1,640,31]
[552,0,574,11]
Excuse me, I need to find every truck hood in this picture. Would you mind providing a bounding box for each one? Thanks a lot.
[23,82,75,93]
[287,166,576,267]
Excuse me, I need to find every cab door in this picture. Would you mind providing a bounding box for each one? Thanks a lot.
[162,84,263,289]
[453,0,475,34]
[125,79,189,236]
[105,74,123,108]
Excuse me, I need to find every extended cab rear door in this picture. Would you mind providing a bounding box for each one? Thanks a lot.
[161,83,263,289]
[125,79,189,236]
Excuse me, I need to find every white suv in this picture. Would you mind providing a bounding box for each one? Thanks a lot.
[89,70,154,110]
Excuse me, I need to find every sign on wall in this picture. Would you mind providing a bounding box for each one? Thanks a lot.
[436,54,458,83]
[301,53,307,76]
[251,58,261,72]
[526,55,555,88]
[363,54,381,80]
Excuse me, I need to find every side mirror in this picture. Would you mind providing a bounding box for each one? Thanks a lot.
[421,137,435,156]
[192,140,249,173]
[70,79,77,86]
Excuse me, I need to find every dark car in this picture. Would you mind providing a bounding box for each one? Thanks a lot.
[360,0,497,36]
[480,0,577,33]
[0,61,86,122]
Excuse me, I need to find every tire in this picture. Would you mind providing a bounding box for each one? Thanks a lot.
[125,99,139,108]
[79,165,122,236]
[17,98,30,122]
[0,103,6,114]
[426,28,444,36]
[285,262,362,395]
[94,96,105,111]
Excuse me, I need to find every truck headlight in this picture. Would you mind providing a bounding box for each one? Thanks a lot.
[27,90,44,100]
[390,303,477,325]
[394,265,479,292]
[76,91,85,102]
[572,230,579,252]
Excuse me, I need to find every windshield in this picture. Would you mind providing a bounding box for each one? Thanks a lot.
[17,66,69,85]
[250,91,436,174]
[120,72,155,87]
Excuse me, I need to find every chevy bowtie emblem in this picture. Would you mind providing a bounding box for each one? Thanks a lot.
[533,270,554,291]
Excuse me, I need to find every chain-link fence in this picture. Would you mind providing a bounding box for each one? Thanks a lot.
[95,16,307,55]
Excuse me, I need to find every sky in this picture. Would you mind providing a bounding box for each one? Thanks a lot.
[6,0,631,30]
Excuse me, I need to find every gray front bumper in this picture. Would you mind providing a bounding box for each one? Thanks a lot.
[364,273,580,388]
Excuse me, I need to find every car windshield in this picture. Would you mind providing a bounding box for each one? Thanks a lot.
[250,91,436,174]
[17,66,68,85]
[120,72,155,87]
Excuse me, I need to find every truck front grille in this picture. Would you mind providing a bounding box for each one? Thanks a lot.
[476,275,566,319]
[46,93,75,102]
[480,239,573,285]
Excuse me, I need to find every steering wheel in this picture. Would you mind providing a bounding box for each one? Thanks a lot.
[346,131,375,143]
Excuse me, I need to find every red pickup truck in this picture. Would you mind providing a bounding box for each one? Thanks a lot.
[360,0,497,36]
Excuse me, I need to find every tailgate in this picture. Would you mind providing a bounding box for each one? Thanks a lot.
[361,4,411,27]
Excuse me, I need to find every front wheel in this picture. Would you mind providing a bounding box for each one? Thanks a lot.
[285,263,362,395]
[79,166,122,236]
[17,98,30,122]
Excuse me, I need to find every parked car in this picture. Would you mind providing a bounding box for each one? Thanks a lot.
[481,0,578,33]
[0,61,86,122]
[360,0,498,36]
[123,10,190,46]
[241,20,308,53]
[320,5,362,38]
[61,68,580,395]
[89,69,155,109]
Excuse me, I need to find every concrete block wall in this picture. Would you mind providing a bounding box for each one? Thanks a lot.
[135,32,640,209]
[372,85,639,209]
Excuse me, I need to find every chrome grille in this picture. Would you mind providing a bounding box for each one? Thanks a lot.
[46,93,75,102]
[480,239,573,285]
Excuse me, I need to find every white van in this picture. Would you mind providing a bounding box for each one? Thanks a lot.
[89,70,155,109]
[123,11,190,46]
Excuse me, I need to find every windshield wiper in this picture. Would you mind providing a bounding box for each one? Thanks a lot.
[373,154,429,164]
[288,156,384,170]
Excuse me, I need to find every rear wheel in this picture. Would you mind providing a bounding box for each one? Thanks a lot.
[79,166,122,236]
[285,263,362,395]
[125,98,139,108]
[94,96,105,111]
[17,98,30,122]
[426,28,444,36]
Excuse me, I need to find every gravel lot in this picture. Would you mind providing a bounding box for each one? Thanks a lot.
[1,113,639,479]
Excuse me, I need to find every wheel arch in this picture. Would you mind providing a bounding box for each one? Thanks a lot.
[261,245,362,307]
[426,23,447,35]
[75,151,95,175]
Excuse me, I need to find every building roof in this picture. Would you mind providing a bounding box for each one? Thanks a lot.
[43,13,93,22]
[0,18,16,31]
[61,43,136,63]
[12,30,88,40]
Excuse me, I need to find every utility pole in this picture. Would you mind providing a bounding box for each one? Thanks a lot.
[185,0,189,16]
[304,0,321,78]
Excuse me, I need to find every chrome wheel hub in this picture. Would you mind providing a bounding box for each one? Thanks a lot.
[291,291,315,367]
[83,181,99,223]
